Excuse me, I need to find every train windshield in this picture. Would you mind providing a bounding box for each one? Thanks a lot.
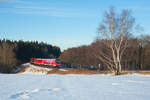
[56,59,61,64]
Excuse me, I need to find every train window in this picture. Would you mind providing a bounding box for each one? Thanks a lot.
[50,60,55,63]
[45,60,50,63]
[56,59,61,64]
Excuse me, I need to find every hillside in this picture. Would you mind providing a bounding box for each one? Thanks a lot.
[14,63,101,74]
[14,63,150,75]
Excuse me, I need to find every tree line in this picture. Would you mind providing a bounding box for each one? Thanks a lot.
[0,39,61,73]
[59,36,150,71]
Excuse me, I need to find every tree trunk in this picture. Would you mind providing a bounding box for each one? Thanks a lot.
[138,45,142,70]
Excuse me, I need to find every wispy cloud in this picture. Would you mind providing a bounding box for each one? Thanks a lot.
[15,6,50,10]
[0,0,96,18]
[13,10,78,17]
[13,5,79,17]
[12,0,33,4]
[0,0,34,5]
[0,0,11,2]
[0,0,80,17]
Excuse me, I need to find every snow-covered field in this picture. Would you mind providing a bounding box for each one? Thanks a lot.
[0,74,150,100]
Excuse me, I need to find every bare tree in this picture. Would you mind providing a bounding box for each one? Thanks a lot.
[96,7,135,75]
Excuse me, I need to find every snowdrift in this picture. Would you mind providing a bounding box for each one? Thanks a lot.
[14,63,54,74]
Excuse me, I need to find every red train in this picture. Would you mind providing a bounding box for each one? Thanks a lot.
[30,58,61,67]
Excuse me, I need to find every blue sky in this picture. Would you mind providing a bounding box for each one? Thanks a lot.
[0,0,150,51]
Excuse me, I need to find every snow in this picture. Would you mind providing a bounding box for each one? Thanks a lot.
[0,74,150,100]
[15,63,69,74]
[58,69,68,72]
[20,63,53,75]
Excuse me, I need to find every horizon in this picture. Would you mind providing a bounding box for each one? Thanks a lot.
[0,0,150,51]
